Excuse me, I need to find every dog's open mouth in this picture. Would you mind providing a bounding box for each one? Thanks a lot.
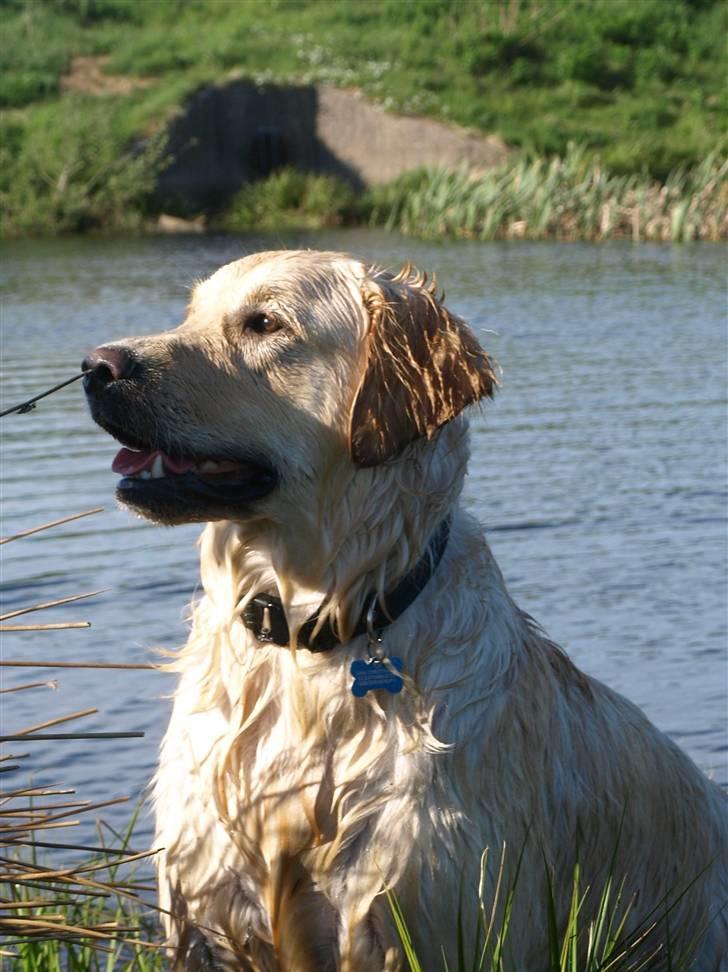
[113,446,258,483]
[104,431,277,525]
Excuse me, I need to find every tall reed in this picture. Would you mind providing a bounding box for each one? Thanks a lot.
[367,146,728,243]
[0,509,165,971]
[387,842,713,972]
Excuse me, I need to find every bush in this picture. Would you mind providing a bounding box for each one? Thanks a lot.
[0,97,165,237]
[221,168,355,231]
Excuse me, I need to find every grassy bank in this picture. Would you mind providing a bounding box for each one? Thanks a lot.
[3,0,726,178]
[366,148,728,242]
[3,146,727,242]
[220,148,728,243]
[2,1,727,239]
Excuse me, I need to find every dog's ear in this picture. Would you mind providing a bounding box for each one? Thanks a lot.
[349,265,496,467]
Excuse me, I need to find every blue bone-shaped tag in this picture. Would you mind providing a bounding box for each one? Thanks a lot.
[350,657,404,697]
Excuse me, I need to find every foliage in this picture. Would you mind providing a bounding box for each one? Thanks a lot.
[388,843,713,972]
[365,147,728,243]
[0,0,725,177]
[0,813,166,972]
[221,167,356,231]
[1,0,726,238]
[0,96,165,236]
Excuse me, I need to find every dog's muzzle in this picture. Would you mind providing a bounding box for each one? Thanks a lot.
[82,344,279,525]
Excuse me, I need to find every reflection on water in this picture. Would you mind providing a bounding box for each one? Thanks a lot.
[1,232,726,845]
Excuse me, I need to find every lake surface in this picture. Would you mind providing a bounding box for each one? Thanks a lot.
[1,232,726,848]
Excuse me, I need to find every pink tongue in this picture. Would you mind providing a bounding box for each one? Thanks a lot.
[111,448,196,476]
[112,448,157,476]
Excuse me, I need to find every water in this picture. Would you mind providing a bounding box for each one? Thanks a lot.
[1,232,726,849]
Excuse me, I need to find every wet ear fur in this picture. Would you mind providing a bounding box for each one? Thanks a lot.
[349,264,496,467]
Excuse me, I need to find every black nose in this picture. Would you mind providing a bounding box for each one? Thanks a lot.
[82,345,136,393]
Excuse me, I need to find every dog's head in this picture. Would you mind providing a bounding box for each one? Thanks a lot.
[83,250,495,525]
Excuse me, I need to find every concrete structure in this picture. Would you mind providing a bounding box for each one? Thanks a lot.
[156,80,508,211]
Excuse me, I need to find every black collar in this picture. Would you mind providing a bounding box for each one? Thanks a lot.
[241,518,451,653]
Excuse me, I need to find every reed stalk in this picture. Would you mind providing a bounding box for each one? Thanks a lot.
[366,146,728,243]
[0,509,166,971]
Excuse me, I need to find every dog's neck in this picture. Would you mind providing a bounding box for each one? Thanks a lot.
[198,419,471,644]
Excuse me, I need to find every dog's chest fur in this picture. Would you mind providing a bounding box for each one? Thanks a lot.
[153,513,509,966]
[154,607,450,964]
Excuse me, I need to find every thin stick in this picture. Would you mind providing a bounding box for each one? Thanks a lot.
[24,796,130,828]
[0,661,155,670]
[0,590,107,623]
[0,507,103,545]
[0,372,86,420]
[0,786,75,799]
[0,680,58,694]
[14,707,97,737]
[0,900,70,911]
[1,880,110,898]
[0,622,91,632]
[2,802,90,816]
[2,839,142,855]
[1,819,81,831]
[0,732,144,741]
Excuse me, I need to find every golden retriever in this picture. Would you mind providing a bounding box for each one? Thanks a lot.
[83,250,727,971]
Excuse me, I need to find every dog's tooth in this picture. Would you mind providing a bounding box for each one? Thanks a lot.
[200,460,220,472]
[151,454,165,479]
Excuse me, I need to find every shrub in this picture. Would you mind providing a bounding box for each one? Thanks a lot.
[221,167,355,231]
[0,97,165,237]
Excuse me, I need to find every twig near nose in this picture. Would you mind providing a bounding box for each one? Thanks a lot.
[0,371,87,419]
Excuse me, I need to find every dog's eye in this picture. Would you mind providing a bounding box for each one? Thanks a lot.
[245,312,282,336]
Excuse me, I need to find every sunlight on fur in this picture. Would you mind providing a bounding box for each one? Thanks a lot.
[82,250,727,971]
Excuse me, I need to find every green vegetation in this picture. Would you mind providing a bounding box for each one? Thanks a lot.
[387,844,713,972]
[215,152,728,243]
[1,837,166,972]
[0,97,164,236]
[1,0,726,238]
[367,148,728,242]
[222,167,357,232]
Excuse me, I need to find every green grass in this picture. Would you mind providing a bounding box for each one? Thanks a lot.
[2,0,726,177]
[212,150,728,242]
[0,95,165,236]
[0,807,166,972]
[221,166,357,232]
[387,843,715,972]
[4,834,715,971]
[1,1,725,237]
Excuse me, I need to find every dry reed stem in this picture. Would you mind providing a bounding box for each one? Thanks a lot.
[0,680,58,694]
[0,510,191,959]
[14,707,98,736]
[0,732,145,741]
[0,660,155,669]
[1,621,91,631]
[0,507,103,545]
[0,589,107,622]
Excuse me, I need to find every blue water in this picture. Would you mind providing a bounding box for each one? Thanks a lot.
[1,232,726,848]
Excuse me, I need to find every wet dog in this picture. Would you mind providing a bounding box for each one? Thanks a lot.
[84,250,727,971]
